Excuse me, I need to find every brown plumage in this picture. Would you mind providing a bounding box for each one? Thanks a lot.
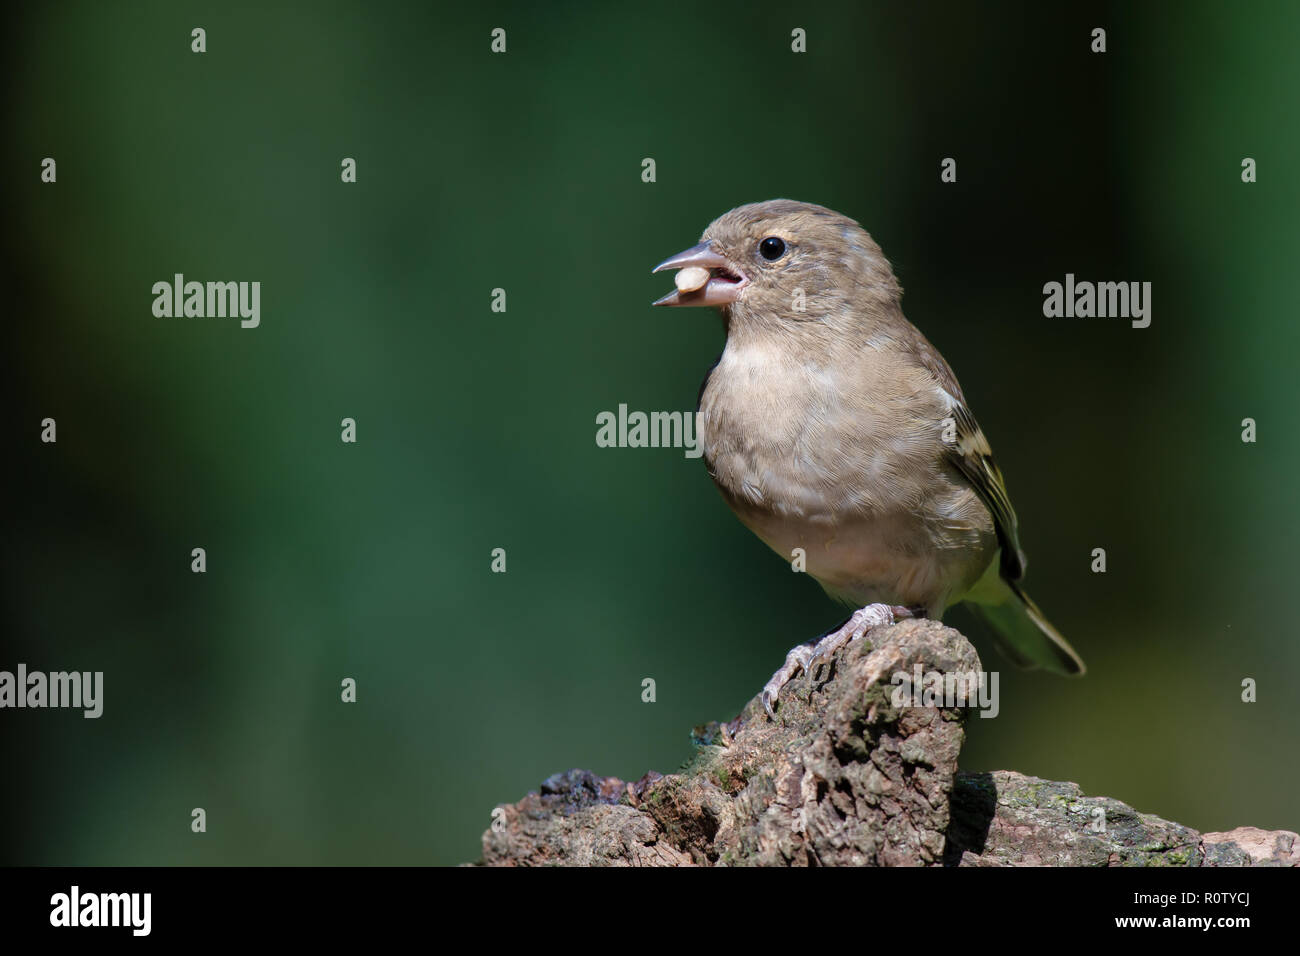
[652,199,1083,712]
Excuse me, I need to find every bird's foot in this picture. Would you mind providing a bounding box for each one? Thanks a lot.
[760,603,923,720]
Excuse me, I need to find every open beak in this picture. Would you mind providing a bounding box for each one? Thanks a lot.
[651,240,749,307]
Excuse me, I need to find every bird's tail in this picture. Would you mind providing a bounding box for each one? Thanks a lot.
[966,573,1085,676]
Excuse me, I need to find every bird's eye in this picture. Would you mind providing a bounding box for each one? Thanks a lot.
[758,236,786,261]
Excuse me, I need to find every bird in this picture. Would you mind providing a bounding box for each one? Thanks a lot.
[651,199,1084,718]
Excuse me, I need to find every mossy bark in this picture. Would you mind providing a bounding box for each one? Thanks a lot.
[477,620,1298,867]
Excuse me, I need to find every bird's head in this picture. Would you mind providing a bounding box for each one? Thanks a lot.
[651,199,902,335]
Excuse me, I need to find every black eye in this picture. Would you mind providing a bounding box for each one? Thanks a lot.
[759,236,786,261]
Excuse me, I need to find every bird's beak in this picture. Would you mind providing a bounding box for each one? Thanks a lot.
[651,240,749,307]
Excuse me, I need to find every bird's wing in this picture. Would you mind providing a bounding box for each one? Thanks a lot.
[942,401,1027,581]
[906,330,967,405]
[900,327,1027,581]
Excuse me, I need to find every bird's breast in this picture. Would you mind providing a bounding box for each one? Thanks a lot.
[698,338,994,610]
[699,339,903,519]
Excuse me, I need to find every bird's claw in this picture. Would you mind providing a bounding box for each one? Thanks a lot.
[761,641,815,719]
[759,603,905,720]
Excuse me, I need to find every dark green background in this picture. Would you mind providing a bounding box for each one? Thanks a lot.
[5,1,1297,864]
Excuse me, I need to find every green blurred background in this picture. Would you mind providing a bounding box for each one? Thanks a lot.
[4,1,1297,864]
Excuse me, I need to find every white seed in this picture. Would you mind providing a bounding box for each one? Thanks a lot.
[675,266,710,293]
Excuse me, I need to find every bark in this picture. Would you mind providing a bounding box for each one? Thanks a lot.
[477,619,1298,867]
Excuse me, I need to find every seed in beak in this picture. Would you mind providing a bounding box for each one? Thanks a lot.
[675,266,710,294]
